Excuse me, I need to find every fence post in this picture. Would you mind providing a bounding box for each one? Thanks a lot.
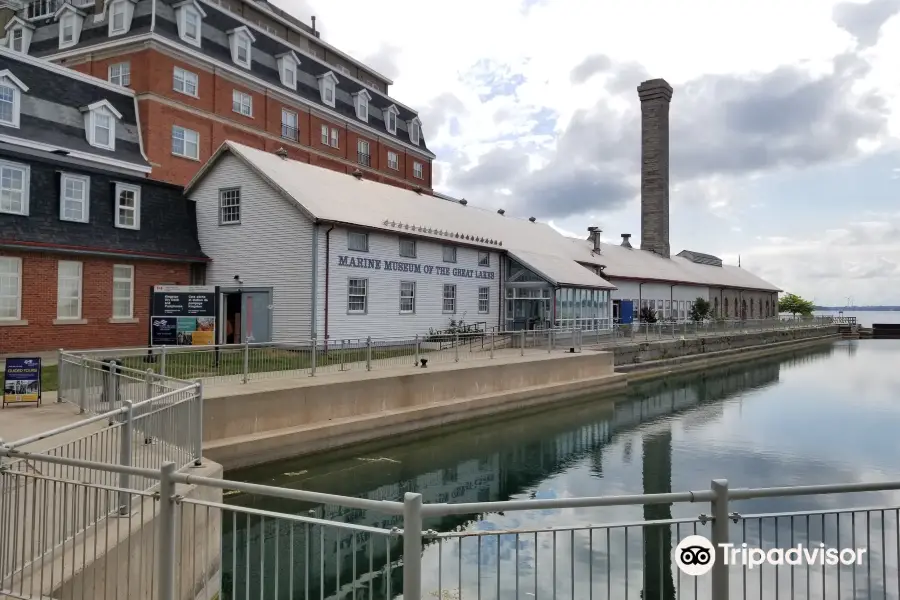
[710,479,730,599]
[144,370,155,444]
[454,332,459,362]
[340,339,346,371]
[310,336,317,377]
[106,360,118,419]
[520,331,525,356]
[366,336,372,371]
[414,334,420,366]
[118,400,133,516]
[242,339,250,384]
[157,462,178,600]
[402,492,424,600]
[79,358,88,414]
[489,331,494,359]
[160,346,167,377]
[57,348,64,402]
[192,380,203,466]
[547,329,553,353]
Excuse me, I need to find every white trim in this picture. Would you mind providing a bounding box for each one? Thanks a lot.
[231,88,252,117]
[228,26,255,68]
[0,70,28,93]
[0,134,151,174]
[0,158,29,216]
[387,150,398,170]
[108,61,131,86]
[3,17,34,33]
[413,161,423,180]
[173,66,199,96]
[0,75,23,129]
[384,104,399,135]
[42,36,435,159]
[56,260,83,320]
[276,50,299,90]
[171,124,200,160]
[408,116,421,146]
[57,9,85,50]
[317,70,338,108]
[353,88,371,122]
[0,46,137,97]
[114,181,141,229]
[107,0,136,37]
[80,99,124,120]
[6,22,33,55]
[112,263,134,319]
[82,105,117,151]
[59,172,91,223]
[174,0,205,48]
[0,255,22,321]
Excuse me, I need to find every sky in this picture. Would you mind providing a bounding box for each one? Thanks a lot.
[278,0,900,306]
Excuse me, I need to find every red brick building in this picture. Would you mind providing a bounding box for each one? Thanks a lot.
[3,0,435,189]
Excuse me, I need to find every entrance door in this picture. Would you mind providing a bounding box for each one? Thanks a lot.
[241,291,272,343]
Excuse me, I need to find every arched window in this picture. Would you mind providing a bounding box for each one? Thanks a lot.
[750,300,754,318]
[742,299,747,319]
[724,297,729,316]
[714,297,719,316]
[765,300,770,317]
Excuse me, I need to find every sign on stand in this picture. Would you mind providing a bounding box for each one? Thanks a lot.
[150,285,217,346]
[2,357,42,408]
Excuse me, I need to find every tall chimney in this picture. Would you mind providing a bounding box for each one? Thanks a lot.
[637,78,673,258]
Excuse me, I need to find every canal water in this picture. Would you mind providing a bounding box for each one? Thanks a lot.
[222,340,900,599]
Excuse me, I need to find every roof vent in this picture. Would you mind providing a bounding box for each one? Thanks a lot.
[459,199,468,206]
[621,233,633,248]
[414,186,424,194]
[352,169,363,180]
[274,147,288,159]
[588,226,602,251]
[529,217,536,223]
[497,209,505,215]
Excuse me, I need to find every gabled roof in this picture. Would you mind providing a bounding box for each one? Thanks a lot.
[173,0,207,17]
[4,16,34,32]
[275,50,300,64]
[0,70,28,92]
[227,25,256,43]
[54,3,86,19]
[187,142,617,290]
[80,99,124,119]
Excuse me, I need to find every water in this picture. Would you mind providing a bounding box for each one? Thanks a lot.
[223,340,900,599]
[813,310,900,327]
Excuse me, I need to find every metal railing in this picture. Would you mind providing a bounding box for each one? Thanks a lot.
[281,123,299,141]
[60,318,836,388]
[3,447,900,600]
[358,151,371,167]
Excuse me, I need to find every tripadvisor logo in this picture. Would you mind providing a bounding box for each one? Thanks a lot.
[673,535,868,576]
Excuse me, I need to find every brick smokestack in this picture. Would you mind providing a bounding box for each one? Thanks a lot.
[637,78,673,258]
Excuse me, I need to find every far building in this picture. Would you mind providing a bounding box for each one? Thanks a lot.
[0,0,434,189]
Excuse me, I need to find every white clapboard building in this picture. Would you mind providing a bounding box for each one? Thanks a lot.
[186,142,616,343]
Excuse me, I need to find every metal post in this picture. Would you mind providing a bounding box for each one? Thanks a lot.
[548,329,553,353]
[366,336,372,371]
[310,336,317,377]
[489,331,494,359]
[118,400,133,515]
[710,479,730,599]
[402,492,424,600]
[106,361,118,420]
[160,346,167,377]
[144,369,155,445]
[242,339,250,384]
[192,380,203,466]
[454,332,459,362]
[520,331,525,356]
[157,462,177,600]
[414,334,420,366]
[79,358,88,414]
[340,339,346,371]
[56,349,64,402]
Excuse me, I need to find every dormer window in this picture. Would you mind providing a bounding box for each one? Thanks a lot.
[353,89,371,122]
[107,0,136,36]
[0,71,28,129]
[55,4,85,49]
[384,104,399,135]
[317,71,338,108]
[276,51,299,90]
[11,29,22,51]
[173,0,206,48]
[408,117,421,145]
[227,26,255,69]
[4,18,32,54]
[80,100,122,151]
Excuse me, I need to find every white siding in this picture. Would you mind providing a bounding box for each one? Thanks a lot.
[318,227,501,340]
[192,154,315,342]
[610,279,709,320]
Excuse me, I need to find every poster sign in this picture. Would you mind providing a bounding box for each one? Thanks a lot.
[2,357,42,407]
[150,285,216,346]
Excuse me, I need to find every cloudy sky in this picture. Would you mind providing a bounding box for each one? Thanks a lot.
[282,0,900,306]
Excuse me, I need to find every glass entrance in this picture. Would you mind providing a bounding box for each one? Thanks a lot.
[506,287,551,330]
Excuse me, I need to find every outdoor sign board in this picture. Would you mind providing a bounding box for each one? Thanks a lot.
[150,285,217,346]
[2,357,42,408]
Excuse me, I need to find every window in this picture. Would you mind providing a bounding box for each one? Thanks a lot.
[478,251,490,267]
[442,245,456,263]
[318,72,337,107]
[277,53,298,89]
[114,182,140,229]
[354,90,370,122]
[357,139,370,166]
[236,37,249,65]
[442,284,456,313]
[321,124,338,148]
[0,256,21,320]
[399,238,416,258]
[219,188,240,224]
[330,127,339,148]
[478,287,489,314]
[320,124,328,145]
[281,109,298,141]
[384,105,398,134]
[347,231,368,252]
[413,161,423,179]
[56,260,82,320]
[60,15,76,47]
[108,62,130,86]
[173,67,198,96]
[112,264,133,319]
[400,281,415,314]
[232,90,252,116]
[0,160,28,215]
[348,278,367,314]
[93,112,112,148]
[81,102,120,150]
[176,1,205,47]
[387,151,398,170]
[409,118,421,145]
[110,0,126,33]
[0,72,26,129]
[59,173,90,223]
[172,125,199,159]
[10,29,22,52]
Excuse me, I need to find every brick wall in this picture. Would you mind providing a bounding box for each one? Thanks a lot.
[0,251,192,353]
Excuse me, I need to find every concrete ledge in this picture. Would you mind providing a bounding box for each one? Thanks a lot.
[205,372,628,470]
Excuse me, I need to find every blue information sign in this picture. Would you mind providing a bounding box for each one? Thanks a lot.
[2,357,42,407]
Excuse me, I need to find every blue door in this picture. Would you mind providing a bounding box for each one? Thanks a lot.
[620,300,634,324]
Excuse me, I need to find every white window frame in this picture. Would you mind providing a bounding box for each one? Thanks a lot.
[276,52,299,90]
[281,108,298,140]
[172,125,199,160]
[442,245,457,263]
[347,278,368,314]
[232,89,252,117]
[56,260,83,320]
[0,159,29,216]
[357,138,370,166]
[320,123,328,145]
[91,110,114,150]
[227,26,255,68]
[347,230,368,252]
[478,286,490,314]
[409,118,421,145]
[114,182,140,229]
[10,28,23,53]
[0,256,22,321]
[384,105,399,135]
[387,151,398,170]
[318,71,338,108]
[400,281,415,314]
[478,251,490,267]
[413,161,423,179]
[398,237,416,258]
[108,0,129,36]
[172,66,198,96]
[330,127,339,148]
[112,264,134,319]
[59,173,90,223]
[219,187,241,225]
[108,61,130,86]
[442,284,457,314]
[59,13,78,49]
[354,89,370,122]
[0,72,27,129]
[175,1,205,48]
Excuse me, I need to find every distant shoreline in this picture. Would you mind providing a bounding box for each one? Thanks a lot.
[814,308,900,312]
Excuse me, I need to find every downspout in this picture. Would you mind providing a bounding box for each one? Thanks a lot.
[323,225,334,340]
[639,282,644,319]
[739,289,744,320]
[497,255,503,331]
[670,284,675,321]
[150,0,156,31]
[310,225,319,338]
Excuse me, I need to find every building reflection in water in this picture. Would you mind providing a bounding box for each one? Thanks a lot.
[222,345,839,600]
